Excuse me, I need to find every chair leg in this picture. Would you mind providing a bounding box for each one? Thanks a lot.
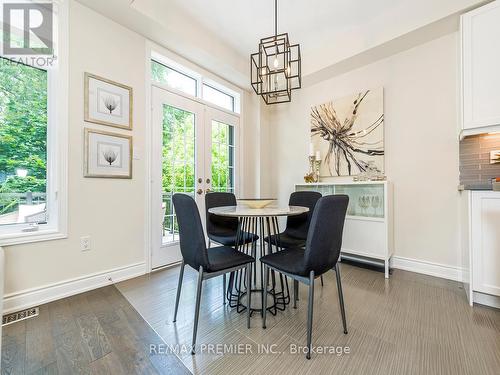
[246,263,252,329]
[320,275,324,286]
[262,265,268,329]
[306,271,315,360]
[208,239,211,248]
[293,279,298,309]
[191,266,204,355]
[173,261,185,322]
[223,273,226,305]
[335,263,348,334]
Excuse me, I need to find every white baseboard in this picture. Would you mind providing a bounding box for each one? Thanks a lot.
[2,262,146,315]
[473,291,500,309]
[391,256,463,282]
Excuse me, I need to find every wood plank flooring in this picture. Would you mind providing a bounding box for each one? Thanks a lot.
[1,285,190,375]
[116,263,500,375]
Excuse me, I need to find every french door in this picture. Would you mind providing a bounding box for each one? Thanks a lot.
[151,86,239,269]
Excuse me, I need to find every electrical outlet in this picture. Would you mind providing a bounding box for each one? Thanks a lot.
[80,236,91,251]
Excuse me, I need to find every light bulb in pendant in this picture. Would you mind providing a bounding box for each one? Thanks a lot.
[286,64,291,76]
[273,56,279,69]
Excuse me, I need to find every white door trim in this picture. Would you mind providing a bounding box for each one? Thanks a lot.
[145,42,244,272]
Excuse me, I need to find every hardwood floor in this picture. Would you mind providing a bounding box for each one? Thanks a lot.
[116,263,500,375]
[1,285,190,375]
[2,264,499,374]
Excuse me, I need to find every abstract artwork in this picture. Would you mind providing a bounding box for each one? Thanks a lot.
[84,128,132,178]
[84,73,133,130]
[311,88,384,177]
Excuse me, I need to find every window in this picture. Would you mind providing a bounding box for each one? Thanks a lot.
[151,60,197,97]
[203,84,234,112]
[150,55,240,113]
[0,58,48,228]
[211,121,235,193]
[0,1,68,244]
[161,104,196,243]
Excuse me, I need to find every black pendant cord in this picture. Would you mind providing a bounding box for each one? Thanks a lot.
[274,0,278,37]
[274,0,278,61]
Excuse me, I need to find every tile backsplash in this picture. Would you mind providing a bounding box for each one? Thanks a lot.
[459,132,500,189]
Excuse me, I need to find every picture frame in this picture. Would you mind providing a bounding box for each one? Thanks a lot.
[84,128,133,179]
[84,72,133,130]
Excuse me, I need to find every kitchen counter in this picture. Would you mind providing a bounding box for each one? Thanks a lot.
[458,184,494,191]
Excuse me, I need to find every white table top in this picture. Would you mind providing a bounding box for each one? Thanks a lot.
[208,205,309,217]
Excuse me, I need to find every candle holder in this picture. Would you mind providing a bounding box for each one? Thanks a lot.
[304,156,320,183]
[314,158,321,182]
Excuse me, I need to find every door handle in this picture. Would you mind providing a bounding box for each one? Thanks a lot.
[197,188,203,195]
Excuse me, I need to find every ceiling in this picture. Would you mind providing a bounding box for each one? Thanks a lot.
[164,0,400,58]
[150,0,484,74]
[81,0,486,88]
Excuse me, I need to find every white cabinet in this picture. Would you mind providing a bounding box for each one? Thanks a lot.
[462,1,500,133]
[295,181,394,278]
[471,192,500,296]
[461,191,500,308]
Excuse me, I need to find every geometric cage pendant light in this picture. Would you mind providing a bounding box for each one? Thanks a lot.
[251,0,301,104]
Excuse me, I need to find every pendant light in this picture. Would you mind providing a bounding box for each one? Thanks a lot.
[250,0,301,104]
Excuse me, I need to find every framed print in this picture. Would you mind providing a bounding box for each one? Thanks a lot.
[84,73,133,130]
[84,128,132,179]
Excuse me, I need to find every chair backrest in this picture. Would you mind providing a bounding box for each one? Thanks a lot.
[172,194,209,270]
[285,191,322,239]
[303,195,349,275]
[205,192,238,235]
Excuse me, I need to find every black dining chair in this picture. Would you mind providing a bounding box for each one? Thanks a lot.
[260,195,349,359]
[205,192,258,248]
[265,191,323,285]
[205,192,259,304]
[172,194,255,354]
[265,191,322,248]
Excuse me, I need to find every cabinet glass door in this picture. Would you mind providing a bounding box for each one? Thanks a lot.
[296,183,384,218]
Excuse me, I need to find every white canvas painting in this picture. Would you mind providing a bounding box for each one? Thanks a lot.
[311,88,384,177]
[85,129,132,178]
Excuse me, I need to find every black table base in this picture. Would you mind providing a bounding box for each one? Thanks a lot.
[225,216,290,316]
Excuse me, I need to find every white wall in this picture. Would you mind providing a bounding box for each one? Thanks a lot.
[3,1,147,297]
[266,33,462,268]
[2,1,261,308]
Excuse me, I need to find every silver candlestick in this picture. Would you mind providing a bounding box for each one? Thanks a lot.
[314,159,321,182]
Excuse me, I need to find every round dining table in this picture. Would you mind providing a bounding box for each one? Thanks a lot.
[208,204,309,316]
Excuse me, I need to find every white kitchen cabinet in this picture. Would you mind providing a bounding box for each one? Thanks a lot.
[462,1,500,133]
[295,181,394,278]
[461,191,500,308]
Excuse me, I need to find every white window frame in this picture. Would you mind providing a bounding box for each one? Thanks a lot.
[150,50,241,114]
[0,0,68,246]
[202,79,240,114]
